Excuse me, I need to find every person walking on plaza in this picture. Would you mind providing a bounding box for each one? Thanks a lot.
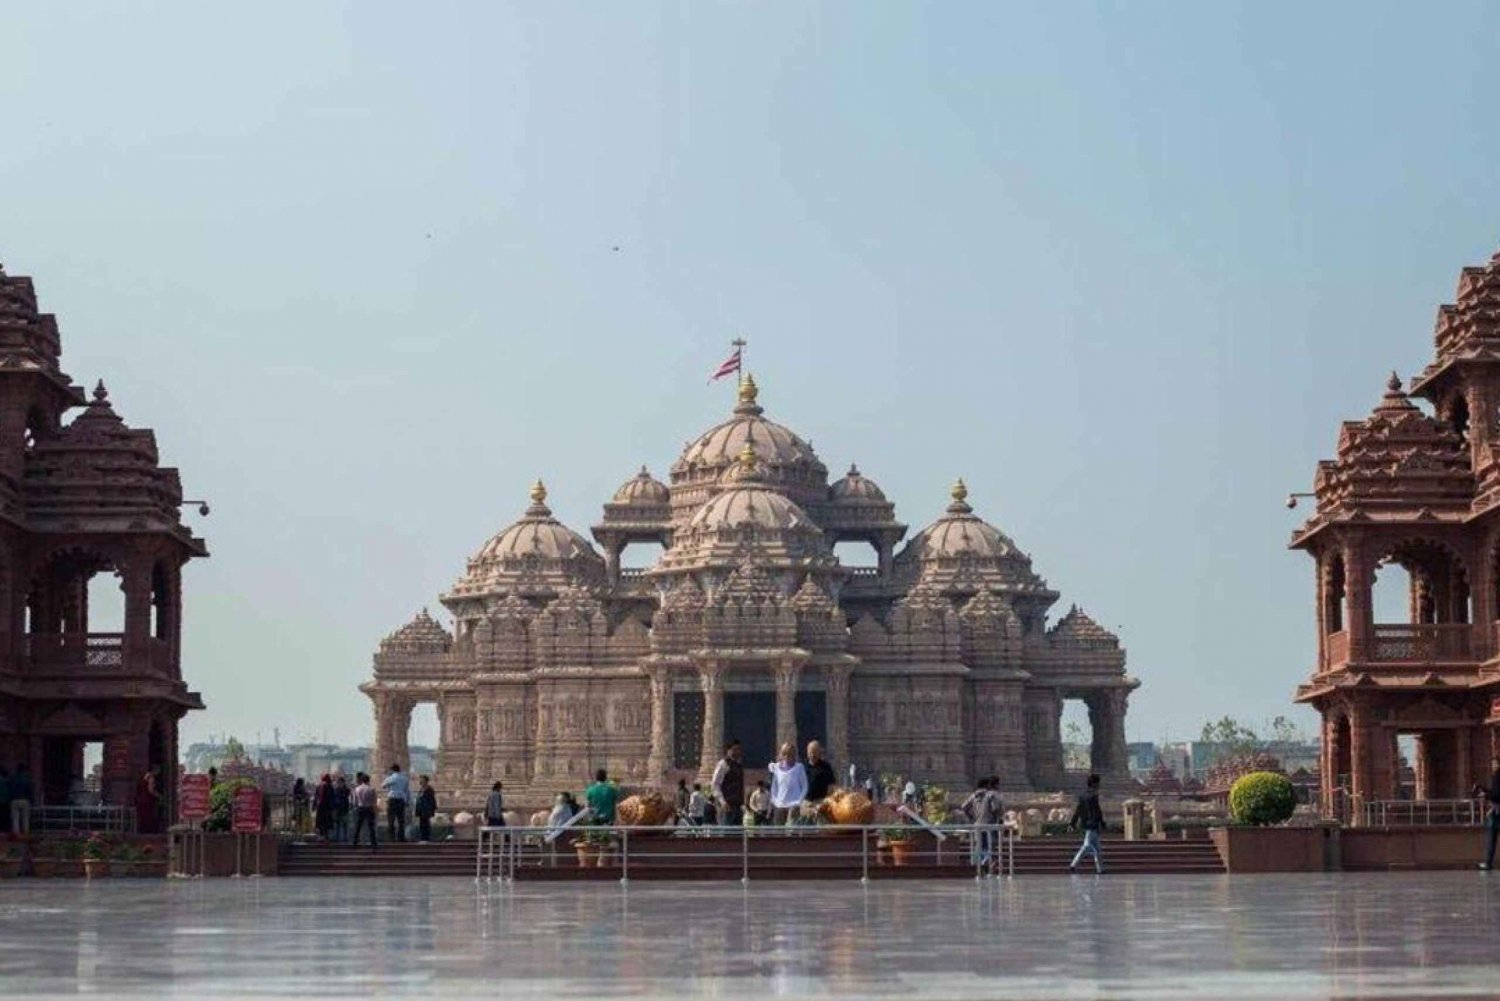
[313,774,335,840]
[382,763,410,842]
[332,774,351,842]
[350,772,378,851]
[711,739,745,825]
[10,762,32,835]
[1476,755,1500,871]
[1068,774,1106,874]
[687,783,709,825]
[547,791,574,830]
[485,781,505,828]
[962,776,1004,871]
[769,742,808,825]
[804,741,836,805]
[586,769,618,825]
[414,775,437,843]
[675,778,690,821]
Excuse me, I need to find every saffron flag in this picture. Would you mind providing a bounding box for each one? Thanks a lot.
[709,347,742,383]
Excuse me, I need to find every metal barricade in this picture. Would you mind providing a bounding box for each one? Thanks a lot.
[1361,798,1481,828]
[475,819,1016,883]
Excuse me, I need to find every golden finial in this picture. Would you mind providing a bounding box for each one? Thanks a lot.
[951,478,968,503]
[737,443,757,470]
[530,479,547,504]
[738,373,759,406]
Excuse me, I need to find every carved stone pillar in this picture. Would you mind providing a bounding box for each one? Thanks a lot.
[645,666,672,780]
[773,659,801,753]
[696,661,725,780]
[826,667,852,772]
[1344,540,1374,662]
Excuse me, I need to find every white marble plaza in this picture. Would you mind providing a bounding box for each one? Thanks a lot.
[1,873,1497,999]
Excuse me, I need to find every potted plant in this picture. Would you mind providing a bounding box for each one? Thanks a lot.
[884,827,916,867]
[573,832,597,868]
[0,842,22,878]
[82,835,111,879]
[111,842,165,878]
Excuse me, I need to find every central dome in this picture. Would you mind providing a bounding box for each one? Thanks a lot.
[445,480,605,604]
[669,375,830,524]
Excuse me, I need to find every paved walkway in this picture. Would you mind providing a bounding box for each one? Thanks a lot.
[1,873,1497,998]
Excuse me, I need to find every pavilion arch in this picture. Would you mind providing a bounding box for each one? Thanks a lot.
[1439,390,1470,447]
[26,544,133,637]
[1368,537,1471,626]
[1320,550,1347,635]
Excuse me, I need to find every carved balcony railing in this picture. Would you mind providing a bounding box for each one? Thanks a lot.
[25,633,173,674]
[1370,623,1473,662]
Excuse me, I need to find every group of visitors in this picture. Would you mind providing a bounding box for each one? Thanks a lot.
[294,764,440,851]
[0,763,34,835]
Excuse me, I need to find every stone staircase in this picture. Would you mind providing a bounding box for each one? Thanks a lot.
[280,833,1226,879]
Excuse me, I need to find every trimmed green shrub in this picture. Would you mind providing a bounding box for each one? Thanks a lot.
[206,778,258,832]
[1228,771,1295,826]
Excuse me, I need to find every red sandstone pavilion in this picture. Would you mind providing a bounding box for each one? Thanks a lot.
[0,266,206,823]
[1294,247,1500,823]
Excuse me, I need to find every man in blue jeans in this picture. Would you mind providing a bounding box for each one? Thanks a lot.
[1477,755,1500,871]
[1069,773,1106,874]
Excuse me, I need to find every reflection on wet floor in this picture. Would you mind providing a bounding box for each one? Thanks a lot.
[0,873,1497,999]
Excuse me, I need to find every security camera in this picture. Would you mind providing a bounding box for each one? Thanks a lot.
[198,503,211,517]
[1286,495,1298,510]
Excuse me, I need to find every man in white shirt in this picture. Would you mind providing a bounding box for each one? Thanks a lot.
[381,763,410,842]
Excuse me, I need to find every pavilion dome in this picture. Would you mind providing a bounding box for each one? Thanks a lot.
[611,466,670,506]
[446,480,605,601]
[829,464,887,503]
[380,608,453,655]
[894,479,1052,596]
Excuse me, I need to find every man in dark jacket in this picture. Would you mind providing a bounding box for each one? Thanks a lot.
[1068,773,1106,874]
[1477,756,1500,871]
[414,775,438,843]
[804,741,836,805]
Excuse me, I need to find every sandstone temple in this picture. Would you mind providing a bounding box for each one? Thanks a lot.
[363,376,1137,806]
[1294,247,1500,823]
[0,266,206,823]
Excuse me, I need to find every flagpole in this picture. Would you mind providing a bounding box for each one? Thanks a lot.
[732,337,747,388]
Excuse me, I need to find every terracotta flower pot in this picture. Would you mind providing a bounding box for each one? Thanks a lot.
[574,845,595,868]
[595,848,614,869]
[890,841,914,867]
[83,858,110,879]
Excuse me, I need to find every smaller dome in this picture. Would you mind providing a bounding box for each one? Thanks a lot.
[612,466,669,505]
[913,479,1022,561]
[690,446,814,532]
[476,480,600,562]
[830,463,887,503]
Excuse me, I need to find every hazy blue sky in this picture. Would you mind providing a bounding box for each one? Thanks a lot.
[4,2,1499,752]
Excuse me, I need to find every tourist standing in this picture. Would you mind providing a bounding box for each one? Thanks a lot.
[585,769,618,826]
[711,740,745,825]
[687,783,709,825]
[313,774,335,840]
[747,780,771,826]
[1476,755,1500,871]
[382,763,410,842]
[350,772,378,851]
[675,778,690,820]
[769,743,808,825]
[485,781,505,828]
[10,763,32,835]
[134,770,161,835]
[1068,773,1106,874]
[805,741,836,805]
[962,776,1004,870]
[291,777,310,832]
[332,774,351,842]
[414,775,437,843]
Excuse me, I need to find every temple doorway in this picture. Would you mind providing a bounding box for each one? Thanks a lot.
[795,691,827,756]
[725,692,775,766]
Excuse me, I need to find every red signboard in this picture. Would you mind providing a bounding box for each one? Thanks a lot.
[179,774,211,823]
[231,786,263,833]
[1490,695,1500,723]
[104,740,132,779]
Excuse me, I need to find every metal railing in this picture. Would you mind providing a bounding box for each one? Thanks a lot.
[30,804,137,834]
[476,821,1015,883]
[1361,798,1483,828]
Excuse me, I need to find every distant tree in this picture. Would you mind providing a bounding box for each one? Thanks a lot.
[1269,715,1300,745]
[1199,717,1258,757]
